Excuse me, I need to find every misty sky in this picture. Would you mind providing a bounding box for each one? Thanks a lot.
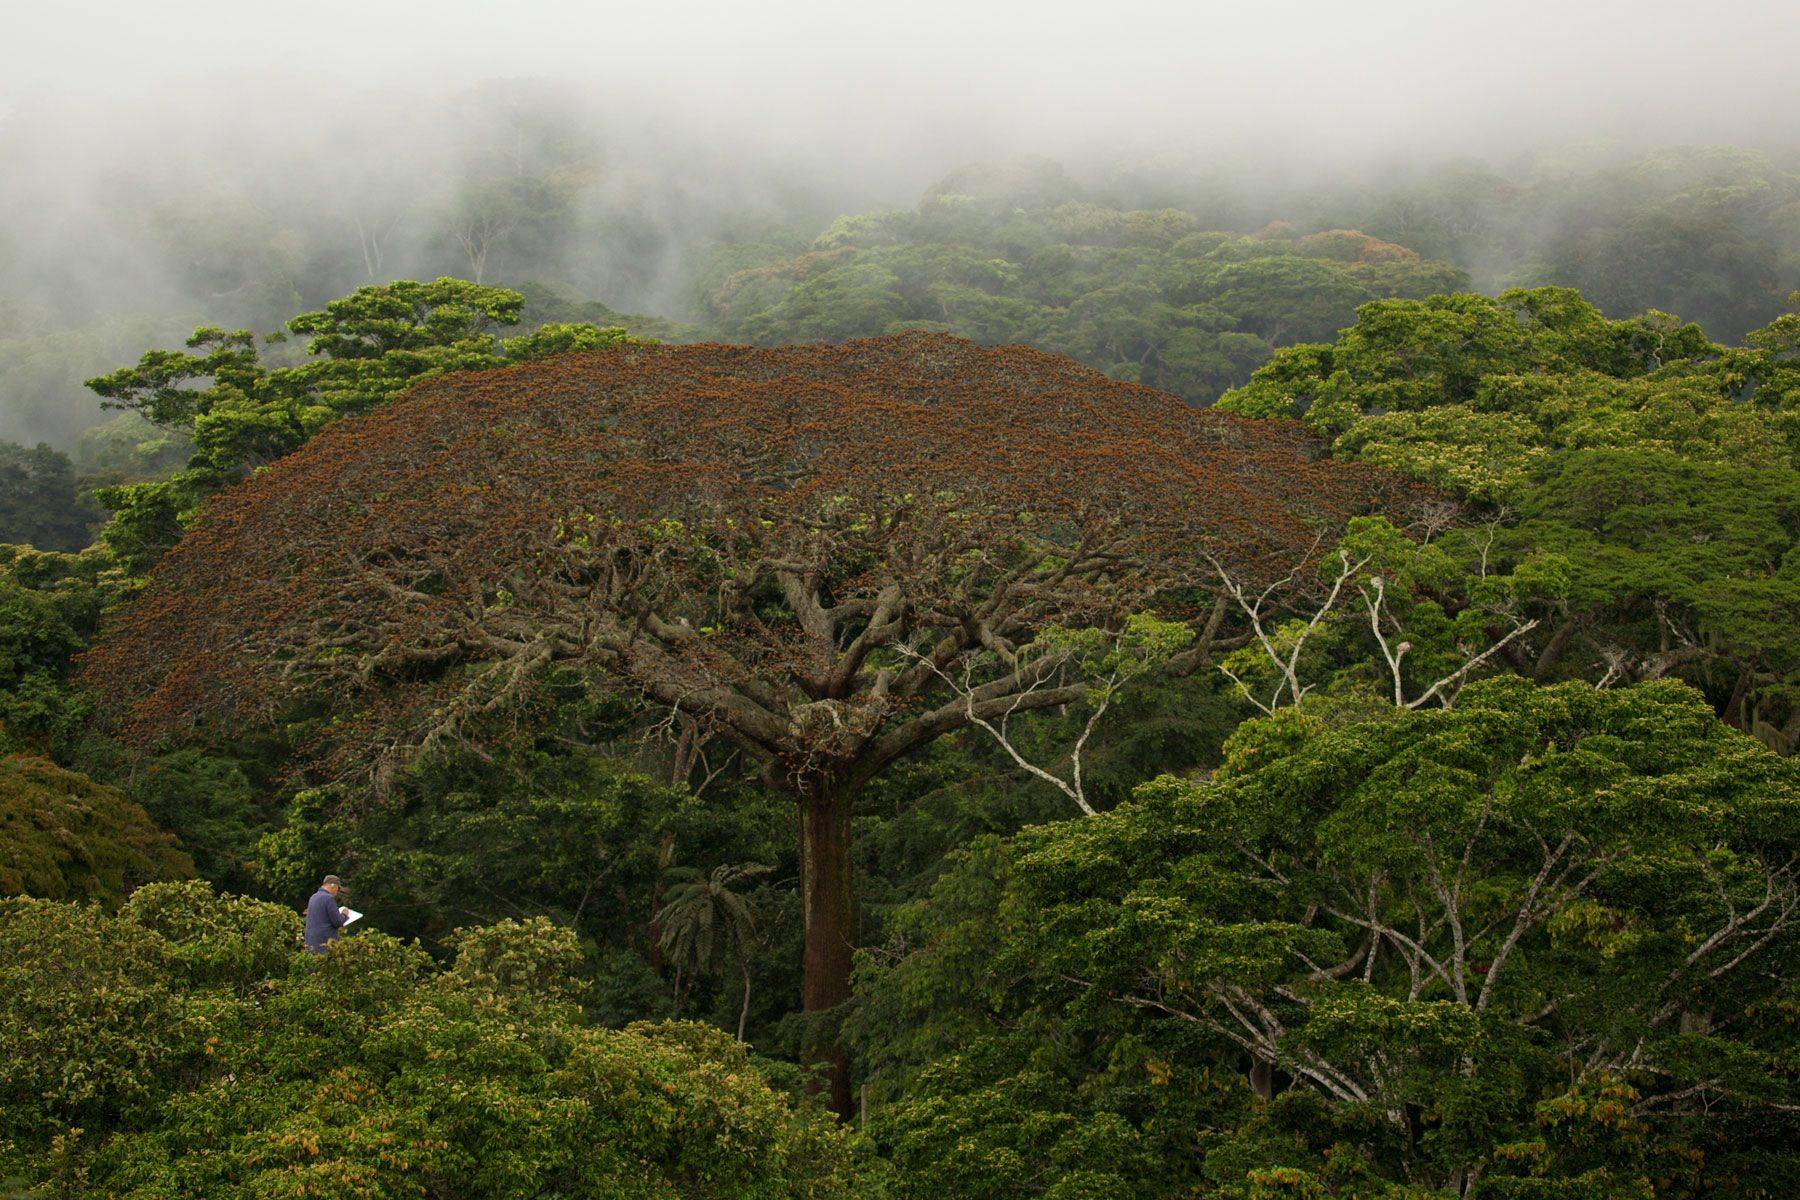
[4,0,1799,449]
[6,0,1800,165]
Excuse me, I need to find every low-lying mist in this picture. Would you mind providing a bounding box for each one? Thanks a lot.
[4,0,1799,447]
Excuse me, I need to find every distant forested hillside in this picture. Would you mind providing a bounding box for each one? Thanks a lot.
[700,200,1465,404]
[3,92,1797,454]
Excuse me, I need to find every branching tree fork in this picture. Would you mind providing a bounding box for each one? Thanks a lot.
[1211,536,1540,715]
[83,332,1401,1115]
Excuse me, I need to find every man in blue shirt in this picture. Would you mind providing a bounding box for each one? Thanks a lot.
[304,874,349,953]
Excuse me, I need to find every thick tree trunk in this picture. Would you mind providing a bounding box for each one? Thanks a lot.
[799,779,856,1118]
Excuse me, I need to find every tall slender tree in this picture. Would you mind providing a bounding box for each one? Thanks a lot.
[656,862,770,1040]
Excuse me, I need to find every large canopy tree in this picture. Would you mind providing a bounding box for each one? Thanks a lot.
[83,332,1400,1112]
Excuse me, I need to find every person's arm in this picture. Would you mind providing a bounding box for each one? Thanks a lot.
[328,899,347,928]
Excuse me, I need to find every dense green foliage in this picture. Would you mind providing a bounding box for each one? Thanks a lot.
[253,736,799,1029]
[0,545,118,758]
[1220,286,1800,751]
[0,883,876,1198]
[852,680,1800,1197]
[0,753,190,903]
[0,441,100,550]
